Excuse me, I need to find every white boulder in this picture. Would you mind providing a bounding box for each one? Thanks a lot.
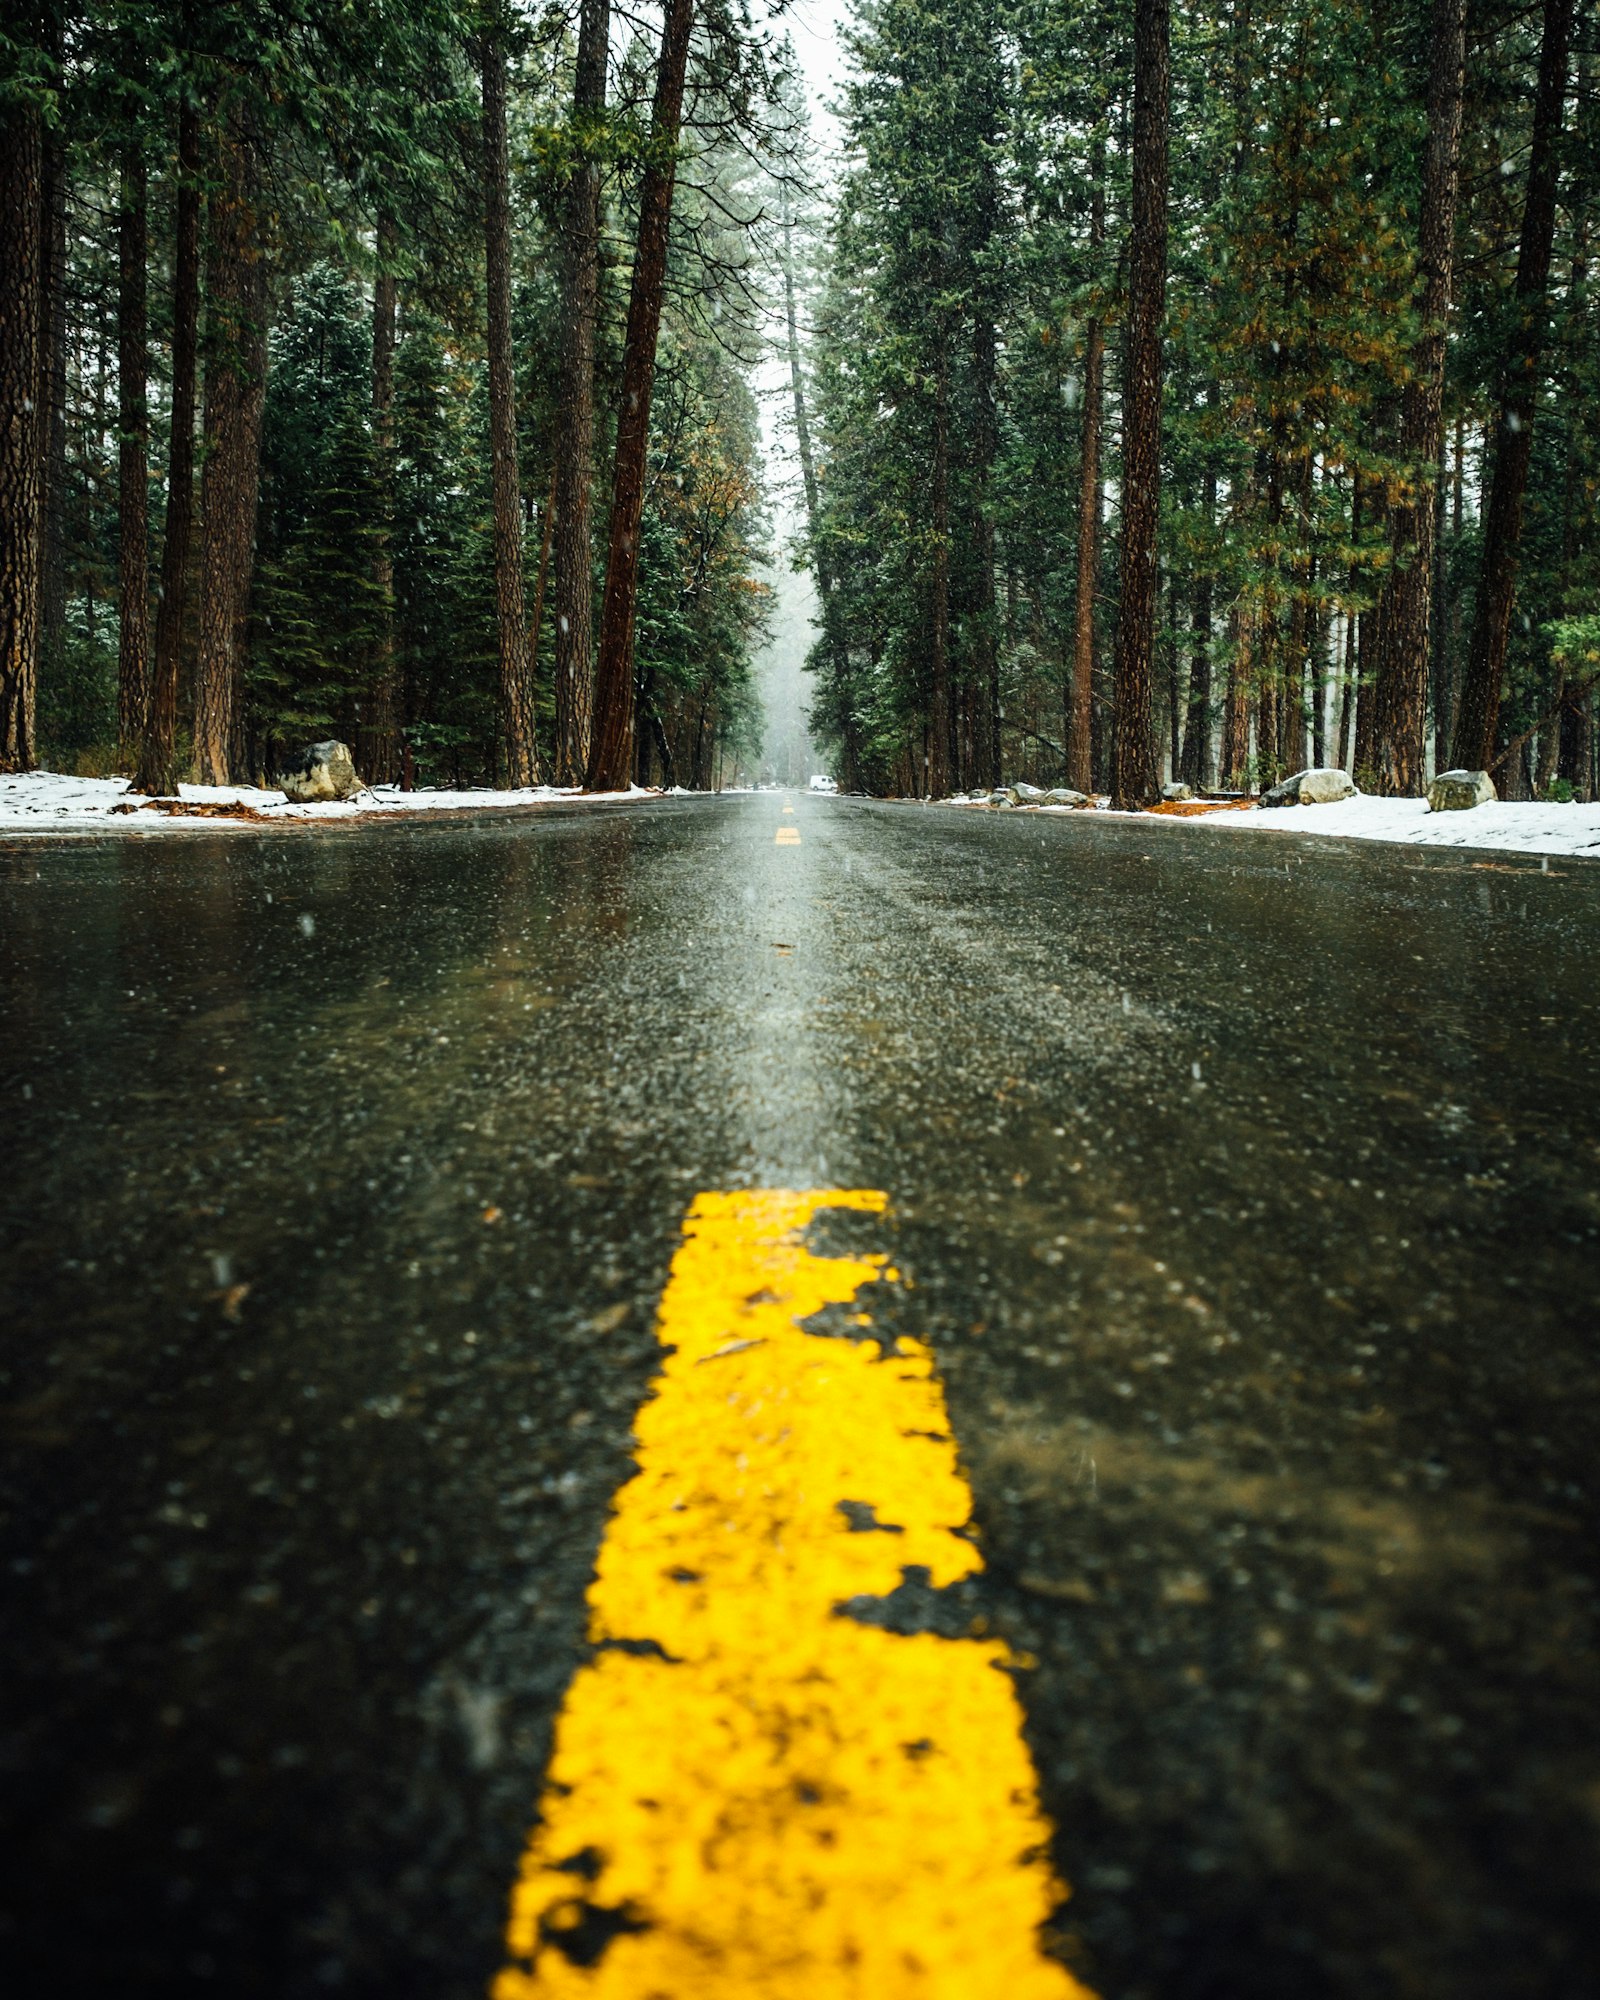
[1261,767,1357,807]
[1427,769,1496,811]
[276,740,363,803]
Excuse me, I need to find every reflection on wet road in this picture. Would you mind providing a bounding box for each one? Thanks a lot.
[2,793,1598,2000]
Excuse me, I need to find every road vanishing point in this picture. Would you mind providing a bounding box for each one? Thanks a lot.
[3,792,1599,2000]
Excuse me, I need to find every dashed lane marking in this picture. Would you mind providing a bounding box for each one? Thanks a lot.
[495,1189,1090,1998]
[776,825,802,845]
[782,804,796,814]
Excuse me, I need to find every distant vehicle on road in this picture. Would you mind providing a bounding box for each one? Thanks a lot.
[808,774,837,793]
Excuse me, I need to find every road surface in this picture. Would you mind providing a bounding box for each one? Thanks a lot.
[3,793,1598,2000]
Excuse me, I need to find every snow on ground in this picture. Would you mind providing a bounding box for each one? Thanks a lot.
[1090,792,1600,860]
[938,789,1600,862]
[0,771,653,835]
[8,769,1599,862]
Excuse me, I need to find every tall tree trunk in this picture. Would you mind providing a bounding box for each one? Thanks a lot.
[1180,569,1213,788]
[38,109,68,733]
[1066,131,1105,796]
[1428,425,1452,772]
[1283,513,1308,775]
[137,88,200,796]
[193,107,269,787]
[928,340,953,797]
[552,0,608,784]
[1312,591,1331,769]
[1370,0,1465,793]
[1255,633,1278,784]
[1352,476,1386,775]
[481,30,538,787]
[1557,193,1592,798]
[1337,609,1357,769]
[1222,604,1251,787]
[117,149,151,765]
[1110,0,1171,809]
[969,49,1003,793]
[529,464,556,680]
[1559,689,1593,800]
[0,100,45,772]
[971,310,1001,792]
[360,211,401,784]
[586,0,696,793]
[1259,450,1286,783]
[1180,454,1216,787]
[1451,0,1575,773]
[1166,569,1181,780]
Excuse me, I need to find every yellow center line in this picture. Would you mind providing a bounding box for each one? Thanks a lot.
[495,1190,1091,1998]
[776,825,802,845]
[782,805,796,814]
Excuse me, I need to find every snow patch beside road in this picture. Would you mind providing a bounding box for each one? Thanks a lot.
[941,788,1600,861]
[1099,792,1600,860]
[0,771,653,834]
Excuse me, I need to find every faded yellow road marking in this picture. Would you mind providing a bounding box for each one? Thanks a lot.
[495,1190,1089,1999]
[782,804,796,814]
[775,825,801,845]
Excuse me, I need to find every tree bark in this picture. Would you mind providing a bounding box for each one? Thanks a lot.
[38,107,67,730]
[118,149,151,765]
[0,100,44,772]
[1312,589,1332,769]
[1066,132,1105,796]
[586,0,696,793]
[1559,683,1593,800]
[359,211,401,784]
[928,341,953,797]
[1427,427,1451,771]
[1556,191,1592,798]
[1167,569,1181,780]
[968,71,1003,792]
[193,106,269,787]
[1180,531,1214,787]
[481,31,538,787]
[1371,0,1465,793]
[138,88,200,796]
[1222,604,1252,788]
[1352,470,1387,776]
[1450,0,1574,773]
[1337,608,1357,769]
[1110,0,1171,809]
[1282,460,1312,776]
[529,465,556,670]
[552,0,609,783]
[1255,631,1278,783]
[971,308,1001,792]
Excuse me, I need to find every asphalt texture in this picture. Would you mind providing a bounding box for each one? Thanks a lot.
[3,792,1599,2000]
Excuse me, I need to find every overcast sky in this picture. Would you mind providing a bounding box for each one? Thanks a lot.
[748,0,853,773]
[769,0,851,161]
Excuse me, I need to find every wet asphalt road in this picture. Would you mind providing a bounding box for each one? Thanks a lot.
[2,792,1599,2000]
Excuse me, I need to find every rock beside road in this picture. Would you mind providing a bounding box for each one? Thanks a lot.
[276,741,363,803]
[1261,767,1358,807]
[950,784,1094,809]
[1428,768,1496,811]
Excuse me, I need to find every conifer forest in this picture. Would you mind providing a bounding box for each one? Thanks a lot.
[1,0,1595,806]
[8,9,1600,1998]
